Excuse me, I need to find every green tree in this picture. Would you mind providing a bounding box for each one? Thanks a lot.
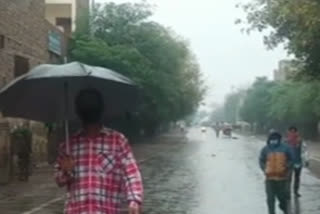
[224,93,240,124]
[70,2,204,135]
[239,77,320,137]
[238,0,320,77]
[240,77,275,132]
[210,106,225,123]
[269,81,320,137]
[223,88,246,124]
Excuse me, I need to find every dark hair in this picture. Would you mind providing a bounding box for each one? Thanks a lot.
[75,88,104,124]
[289,126,298,132]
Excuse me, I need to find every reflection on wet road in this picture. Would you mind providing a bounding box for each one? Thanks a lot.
[142,128,320,214]
[1,128,320,214]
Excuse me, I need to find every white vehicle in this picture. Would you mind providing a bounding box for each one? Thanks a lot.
[201,127,207,132]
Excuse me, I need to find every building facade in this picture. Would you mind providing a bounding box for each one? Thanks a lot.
[273,60,299,81]
[0,0,68,183]
[45,0,90,34]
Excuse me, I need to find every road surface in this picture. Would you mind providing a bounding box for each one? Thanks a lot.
[1,128,319,214]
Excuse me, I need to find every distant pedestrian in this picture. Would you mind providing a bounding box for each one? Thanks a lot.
[269,128,276,135]
[259,132,293,214]
[214,122,220,138]
[55,88,143,214]
[285,126,303,198]
[180,125,185,133]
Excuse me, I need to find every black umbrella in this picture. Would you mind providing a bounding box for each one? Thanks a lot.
[0,62,139,153]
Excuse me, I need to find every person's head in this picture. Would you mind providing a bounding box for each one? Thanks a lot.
[269,128,276,135]
[288,126,298,133]
[75,88,104,125]
[267,132,282,146]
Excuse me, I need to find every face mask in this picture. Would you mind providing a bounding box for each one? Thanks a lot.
[269,139,279,145]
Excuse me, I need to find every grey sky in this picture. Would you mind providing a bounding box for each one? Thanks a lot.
[98,0,288,107]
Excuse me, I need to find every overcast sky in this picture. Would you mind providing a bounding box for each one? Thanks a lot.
[97,0,288,108]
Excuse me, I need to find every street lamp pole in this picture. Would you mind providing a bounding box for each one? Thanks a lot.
[89,0,95,37]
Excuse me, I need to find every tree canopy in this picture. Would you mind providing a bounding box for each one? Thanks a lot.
[209,89,246,124]
[239,0,320,77]
[70,2,204,135]
[224,92,242,124]
[234,0,320,137]
[240,77,275,129]
[237,77,320,137]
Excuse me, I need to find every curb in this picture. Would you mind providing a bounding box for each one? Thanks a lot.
[311,156,320,162]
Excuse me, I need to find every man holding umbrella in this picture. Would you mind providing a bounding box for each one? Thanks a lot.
[55,88,143,214]
[0,62,143,214]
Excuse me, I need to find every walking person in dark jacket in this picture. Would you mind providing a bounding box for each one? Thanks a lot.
[214,122,221,138]
[259,132,293,214]
[285,126,303,198]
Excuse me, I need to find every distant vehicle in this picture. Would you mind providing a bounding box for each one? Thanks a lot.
[201,127,207,132]
[222,125,232,137]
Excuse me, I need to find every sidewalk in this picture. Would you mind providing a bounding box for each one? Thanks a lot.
[246,132,320,161]
[306,141,320,161]
[0,131,185,213]
[0,144,152,200]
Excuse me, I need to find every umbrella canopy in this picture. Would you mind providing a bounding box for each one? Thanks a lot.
[0,62,139,123]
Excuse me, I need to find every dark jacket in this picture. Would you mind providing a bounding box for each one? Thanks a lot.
[259,141,293,180]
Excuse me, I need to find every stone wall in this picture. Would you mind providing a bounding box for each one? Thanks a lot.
[0,0,49,86]
[0,0,68,86]
[30,122,48,164]
[0,122,10,184]
[0,0,69,183]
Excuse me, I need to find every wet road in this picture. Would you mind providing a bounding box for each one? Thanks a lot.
[1,128,320,213]
[143,128,320,214]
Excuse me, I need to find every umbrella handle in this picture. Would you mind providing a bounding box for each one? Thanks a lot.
[65,119,70,154]
[64,82,70,155]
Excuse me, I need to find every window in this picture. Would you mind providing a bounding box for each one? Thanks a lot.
[0,35,4,49]
[14,56,29,77]
[56,18,72,35]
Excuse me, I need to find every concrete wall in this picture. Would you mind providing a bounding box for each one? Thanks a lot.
[46,0,73,4]
[45,4,72,26]
[77,0,90,17]
[30,122,48,164]
[45,0,78,31]
[0,122,10,183]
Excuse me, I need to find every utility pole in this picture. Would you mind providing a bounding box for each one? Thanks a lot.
[91,0,95,9]
[90,0,95,37]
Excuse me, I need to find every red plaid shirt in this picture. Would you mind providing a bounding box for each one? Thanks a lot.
[55,128,143,214]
